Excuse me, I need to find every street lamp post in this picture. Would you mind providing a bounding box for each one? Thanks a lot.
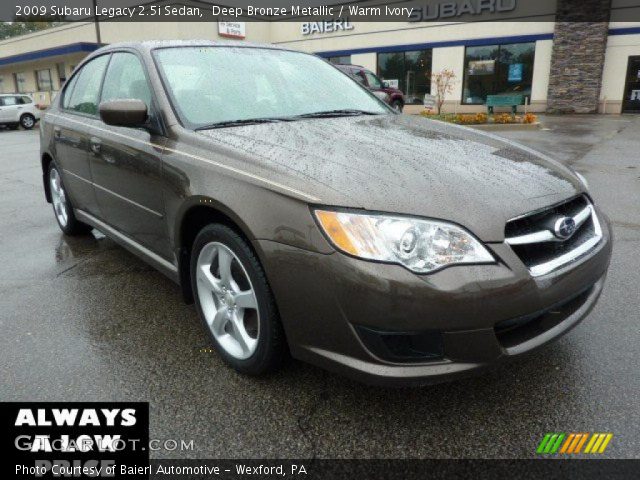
[92,0,101,44]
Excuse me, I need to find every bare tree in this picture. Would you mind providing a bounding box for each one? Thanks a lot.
[428,69,456,115]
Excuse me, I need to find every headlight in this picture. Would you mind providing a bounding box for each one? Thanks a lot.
[314,209,494,273]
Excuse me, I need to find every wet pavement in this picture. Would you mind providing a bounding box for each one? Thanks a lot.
[1,115,639,459]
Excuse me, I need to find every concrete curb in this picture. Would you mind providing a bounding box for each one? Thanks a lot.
[469,122,542,131]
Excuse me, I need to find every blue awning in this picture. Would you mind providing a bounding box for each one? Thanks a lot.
[0,42,100,67]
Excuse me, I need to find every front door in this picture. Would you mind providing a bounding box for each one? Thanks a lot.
[623,56,640,113]
[89,51,170,259]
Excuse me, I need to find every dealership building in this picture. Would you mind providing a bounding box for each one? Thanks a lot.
[1,0,639,114]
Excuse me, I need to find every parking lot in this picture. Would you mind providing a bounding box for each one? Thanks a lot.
[1,115,639,459]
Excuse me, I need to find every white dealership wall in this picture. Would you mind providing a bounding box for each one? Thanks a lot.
[1,14,640,113]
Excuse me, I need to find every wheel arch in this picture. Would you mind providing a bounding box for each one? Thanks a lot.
[41,152,54,203]
[174,197,262,304]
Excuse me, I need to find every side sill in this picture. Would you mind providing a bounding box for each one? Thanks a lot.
[75,209,179,284]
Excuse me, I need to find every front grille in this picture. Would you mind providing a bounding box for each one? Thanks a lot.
[505,195,603,276]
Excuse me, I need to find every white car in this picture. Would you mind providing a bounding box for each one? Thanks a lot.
[0,94,41,130]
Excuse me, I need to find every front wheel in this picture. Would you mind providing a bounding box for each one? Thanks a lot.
[20,114,36,129]
[48,164,92,235]
[190,224,286,375]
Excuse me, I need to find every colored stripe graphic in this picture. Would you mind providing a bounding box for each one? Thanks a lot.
[549,434,565,453]
[560,434,575,454]
[598,434,613,453]
[537,433,565,454]
[536,434,552,454]
[584,434,599,453]
[538,433,613,454]
[585,433,614,454]
[574,433,589,453]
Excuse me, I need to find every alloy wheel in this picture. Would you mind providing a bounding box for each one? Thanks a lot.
[21,115,35,128]
[50,168,69,227]
[196,242,260,360]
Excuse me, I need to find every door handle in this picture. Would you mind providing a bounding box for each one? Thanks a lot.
[53,127,61,139]
[89,137,102,155]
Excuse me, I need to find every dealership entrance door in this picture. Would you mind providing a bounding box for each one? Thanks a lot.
[623,56,640,113]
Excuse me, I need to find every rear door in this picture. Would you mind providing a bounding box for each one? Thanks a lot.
[89,51,169,258]
[54,54,111,216]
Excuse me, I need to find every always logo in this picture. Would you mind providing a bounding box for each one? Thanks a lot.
[2,402,149,478]
[15,408,137,428]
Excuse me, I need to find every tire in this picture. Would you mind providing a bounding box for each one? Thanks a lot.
[390,100,404,113]
[48,163,92,235]
[190,224,286,375]
[20,114,36,129]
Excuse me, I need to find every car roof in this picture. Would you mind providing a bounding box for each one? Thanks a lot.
[95,39,295,55]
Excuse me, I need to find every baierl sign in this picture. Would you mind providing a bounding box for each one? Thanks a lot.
[301,19,354,36]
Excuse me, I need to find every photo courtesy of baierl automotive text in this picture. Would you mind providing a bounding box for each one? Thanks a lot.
[1,0,639,478]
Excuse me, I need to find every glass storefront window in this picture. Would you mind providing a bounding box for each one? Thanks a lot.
[462,42,535,105]
[378,49,432,104]
[36,69,53,91]
[13,72,27,93]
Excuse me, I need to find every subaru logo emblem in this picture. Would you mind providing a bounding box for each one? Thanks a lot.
[553,217,576,240]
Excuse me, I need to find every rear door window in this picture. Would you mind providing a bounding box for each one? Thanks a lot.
[66,55,110,115]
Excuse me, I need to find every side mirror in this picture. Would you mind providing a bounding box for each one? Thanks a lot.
[99,99,148,127]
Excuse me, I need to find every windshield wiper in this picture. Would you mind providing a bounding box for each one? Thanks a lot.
[195,117,291,130]
[293,109,382,119]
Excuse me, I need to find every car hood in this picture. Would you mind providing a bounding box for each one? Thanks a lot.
[196,114,584,241]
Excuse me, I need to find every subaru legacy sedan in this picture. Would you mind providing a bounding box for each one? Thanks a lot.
[40,41,612,385]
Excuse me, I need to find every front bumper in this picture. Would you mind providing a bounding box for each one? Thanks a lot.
[257,209,612,386]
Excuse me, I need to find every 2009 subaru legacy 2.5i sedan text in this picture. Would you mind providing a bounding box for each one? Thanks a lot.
[40,41,612,386]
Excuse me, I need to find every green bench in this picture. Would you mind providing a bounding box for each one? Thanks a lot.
[486,94,524,114]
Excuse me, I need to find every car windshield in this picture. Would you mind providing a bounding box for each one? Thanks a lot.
[153,46,389,129]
